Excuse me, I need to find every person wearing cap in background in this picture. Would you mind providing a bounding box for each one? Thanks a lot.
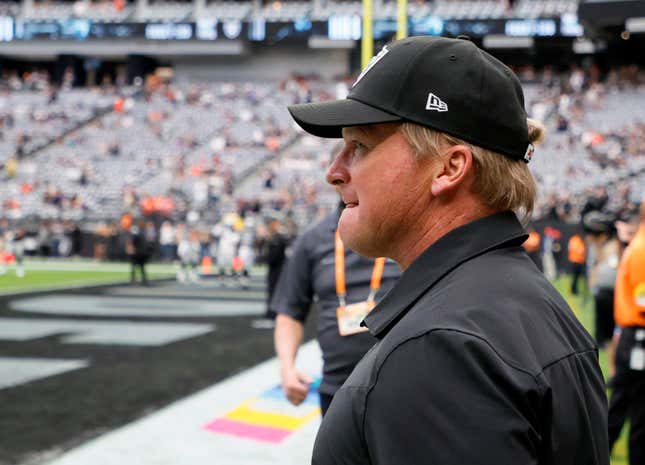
[567,231,587,295]
[288,36,608,465]
[523,226,542,271]
[606,205,640,455]
[583,211,620,348]
[609,198,645,465]
[272,199,400,416]
[126,219,150,286]
[256,213,290,325]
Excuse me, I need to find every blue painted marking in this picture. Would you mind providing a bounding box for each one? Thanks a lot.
[260,378,322,406]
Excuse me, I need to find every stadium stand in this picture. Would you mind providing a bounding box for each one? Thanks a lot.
[0,87,115,163]
[24,1,73,20]
[513,0,577,18]
[201,1,252,20]
[139,0,194,21]
[0,79,305,223]
[0,0,589,23]
[0,1,20,16]
[262,1,311,21]
[71,1,135,22]
[311,1,362,20]
[1,66,644,230]
[431,0,507,20]
[525,68,645,220]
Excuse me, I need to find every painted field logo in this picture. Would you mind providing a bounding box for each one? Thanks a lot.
[205,381,321,443]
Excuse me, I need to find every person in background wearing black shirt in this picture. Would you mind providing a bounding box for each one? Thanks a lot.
[256,215,289,325]
[126,219,149,286]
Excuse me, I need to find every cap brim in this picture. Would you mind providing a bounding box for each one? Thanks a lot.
[288,98,401,138]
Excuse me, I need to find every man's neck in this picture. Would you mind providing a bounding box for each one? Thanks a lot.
[392,199,497,270]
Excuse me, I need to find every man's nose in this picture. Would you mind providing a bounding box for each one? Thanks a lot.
[326,147,350,186]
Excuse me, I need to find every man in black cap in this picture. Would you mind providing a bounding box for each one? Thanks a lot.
[288,36,608,465]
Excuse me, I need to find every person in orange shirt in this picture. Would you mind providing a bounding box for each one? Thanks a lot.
[523,227,542,272]
[608,198,645,465]
[568,232,586,295]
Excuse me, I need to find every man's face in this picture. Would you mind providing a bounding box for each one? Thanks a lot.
[326,123,436,259]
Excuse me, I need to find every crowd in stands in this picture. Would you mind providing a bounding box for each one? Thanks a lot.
[5,0,578,22]
[522,64,645,223]
[0,69,114,164]
[0,64,643,280]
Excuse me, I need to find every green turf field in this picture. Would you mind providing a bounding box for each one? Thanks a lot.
[0,260,176,294]
[553,276,628,465]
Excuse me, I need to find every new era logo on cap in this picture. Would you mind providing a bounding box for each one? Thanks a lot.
[425,93,448,112]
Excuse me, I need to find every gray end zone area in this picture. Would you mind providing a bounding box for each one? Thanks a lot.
[0,357,89,390]
[10,295,264,317]
[0,318,215,346]
[0,278,320,465]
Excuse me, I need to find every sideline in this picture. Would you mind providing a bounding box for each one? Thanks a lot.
[45,341,323,465]
[0,278,175,297]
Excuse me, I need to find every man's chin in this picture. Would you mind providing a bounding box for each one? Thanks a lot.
[338,218,382,258]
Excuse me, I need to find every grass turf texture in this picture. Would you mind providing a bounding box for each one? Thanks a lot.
[0,261,176,294]
[553,276,627,465]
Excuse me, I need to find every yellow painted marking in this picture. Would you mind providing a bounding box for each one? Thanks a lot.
[225,401,321,431]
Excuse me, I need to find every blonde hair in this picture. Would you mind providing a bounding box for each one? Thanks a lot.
[399,119,545,223]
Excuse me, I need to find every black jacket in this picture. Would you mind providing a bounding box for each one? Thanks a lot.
[312,212,609,465]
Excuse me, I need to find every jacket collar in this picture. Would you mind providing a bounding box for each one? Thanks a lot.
[364,211,528,339]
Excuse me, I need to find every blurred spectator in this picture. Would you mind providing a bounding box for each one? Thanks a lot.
[237,217,257,280]
[69,222,83,256]
[216,217,241,275]
[1,228,26,277]
[126,220,150,285]
[585,217,620,347]
[568,232,586,295]
[256,214,289,325]
[144,220,158,259]
[177,229,201,283]
[159,220,177,262]
[542,226,563,279]
[523,226,543,272]
[609,198,645,464]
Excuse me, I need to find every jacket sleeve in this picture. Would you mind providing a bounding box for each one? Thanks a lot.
[363,329,542,465]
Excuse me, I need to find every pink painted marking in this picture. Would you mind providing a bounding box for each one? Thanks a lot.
[205,418,291,443]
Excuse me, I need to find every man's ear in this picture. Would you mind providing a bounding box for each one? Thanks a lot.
[430,145,474,197]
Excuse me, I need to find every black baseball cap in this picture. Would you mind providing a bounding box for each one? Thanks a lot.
[288,36,532,162]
